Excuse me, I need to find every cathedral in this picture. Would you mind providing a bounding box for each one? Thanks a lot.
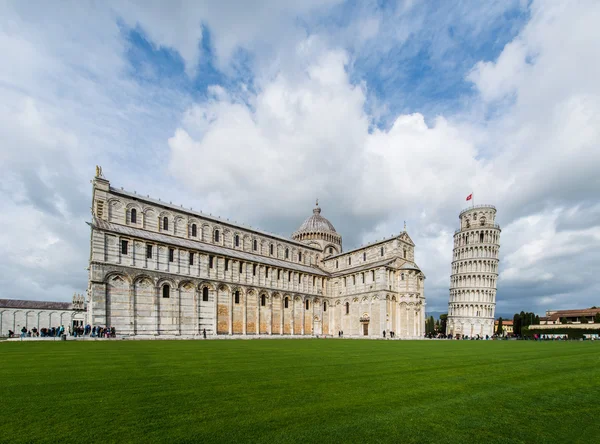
[87,169,426,338]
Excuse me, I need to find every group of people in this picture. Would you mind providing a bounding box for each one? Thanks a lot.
[11,326,66,338]
[382,331,397,338]
[8,325,117,339]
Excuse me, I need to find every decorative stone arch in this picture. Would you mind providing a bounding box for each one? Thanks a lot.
[107,197,124,222]
[243,234,252,251]
[125,202,142,225]
[104,271,132,286]
[187,217,201,237]
[133,273,154,286]
[212,225,224,244]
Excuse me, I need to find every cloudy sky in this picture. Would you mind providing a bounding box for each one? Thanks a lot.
[1,0,599,315]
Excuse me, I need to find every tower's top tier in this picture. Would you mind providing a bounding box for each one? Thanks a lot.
[458,205,498,231]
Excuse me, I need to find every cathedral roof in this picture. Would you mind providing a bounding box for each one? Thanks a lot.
[90,217,330,277]
[399,262,421,271]
[295,202,337,234]
[0,299,74,310]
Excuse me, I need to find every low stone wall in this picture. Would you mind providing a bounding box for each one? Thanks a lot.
[529,323,600,330]
[4,334,425,342]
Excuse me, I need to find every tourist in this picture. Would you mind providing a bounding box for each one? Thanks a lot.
[383,330,386,338]
[21,326,27,338]
[203,328,207,339]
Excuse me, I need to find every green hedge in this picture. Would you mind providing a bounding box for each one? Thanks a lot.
[523,326,599,339]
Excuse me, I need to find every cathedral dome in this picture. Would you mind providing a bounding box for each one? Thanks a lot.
[292,201,342,254]
[296,205,337,234]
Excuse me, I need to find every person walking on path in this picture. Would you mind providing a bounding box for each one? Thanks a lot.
[203,328,207,339]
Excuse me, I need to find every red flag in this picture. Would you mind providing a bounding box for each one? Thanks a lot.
[466,194,472,201]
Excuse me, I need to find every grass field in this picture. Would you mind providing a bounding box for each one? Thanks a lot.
[0,340,598,443]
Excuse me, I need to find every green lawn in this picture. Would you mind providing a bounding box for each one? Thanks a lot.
[0,340,598,443]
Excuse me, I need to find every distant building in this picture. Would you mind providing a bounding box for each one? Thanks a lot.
[539,308,600,325]
[494,319,513,336]
[0,294,86,336]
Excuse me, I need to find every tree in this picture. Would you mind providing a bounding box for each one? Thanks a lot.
[580,316,589,324]
[534,315,540,325]
[425,316,435,335]
[496,317,503,336]
[560,317,568,324]
[439,314,448,334]
[513,313,522,336]
[595,312,600,324]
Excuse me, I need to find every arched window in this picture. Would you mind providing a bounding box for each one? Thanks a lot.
[480,233,484,243]
[261,295,266,306]
[214,230,220,242]
[163,217,169,231]
[312,276,316,286]
[329,247,333,253]
[270,244,274,255]
[323,301,327,312]
[285,248,289,259]
[353,275,356,285]
[403,249,407,259]
[305,300,309,310]
[162,285,170,298]
[130,208,137,224]
[345,302,350,315]
[191,224,197,237]
[380,247,384,256]
[253,239,258,251]
[336,260,339,269]
[298,252,302,262]
[235,235,240,247]
[349,257,352,265]
[234,291,240,304]
[202,287,209,302]
[401,273,405,281]
[372,270,375,282]
[284,297,289,309]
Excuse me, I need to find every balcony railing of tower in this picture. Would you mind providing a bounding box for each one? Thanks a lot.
[459,204,496,216]
[455,223,501,234]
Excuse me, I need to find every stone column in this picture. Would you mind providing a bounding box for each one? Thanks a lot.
[243,292,247,335]
[213,287,218,335]
[268,296,272,335]
[154,284,160,335]
[301,298,305,335]
[380,295,386,337]
[280,297,284,335]
[177,286,181,336]
[291,298,295,335]
[130,281,136,335]
[229,289,233,335]
[256,296,260,335]
[195,288,200,336]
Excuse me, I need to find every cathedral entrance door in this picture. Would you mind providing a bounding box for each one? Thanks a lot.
[363,323,368,336]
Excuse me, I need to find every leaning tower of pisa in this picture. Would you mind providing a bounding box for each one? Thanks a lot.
[447,205,500,338]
